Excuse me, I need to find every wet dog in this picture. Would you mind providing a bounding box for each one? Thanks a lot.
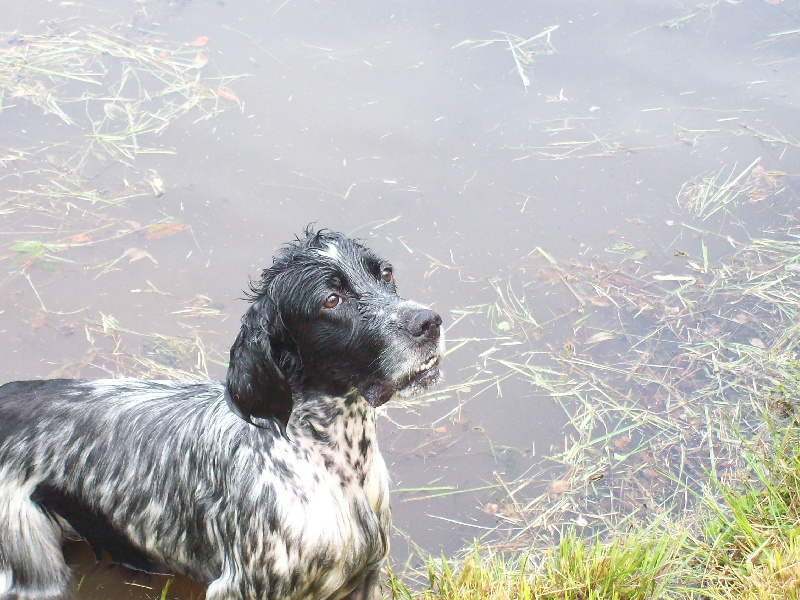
[0,229,443,600]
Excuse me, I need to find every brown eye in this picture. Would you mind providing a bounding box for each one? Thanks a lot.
[323,293,342,309]
[381,267,393,283]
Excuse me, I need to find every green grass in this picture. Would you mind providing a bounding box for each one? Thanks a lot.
[387,412,800,599]
[387,531,684,599]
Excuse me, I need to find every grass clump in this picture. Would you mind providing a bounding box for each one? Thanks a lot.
[388,525,684,599]
[388,412,800,599]
[538,528,682,599]
[696,419,800,598]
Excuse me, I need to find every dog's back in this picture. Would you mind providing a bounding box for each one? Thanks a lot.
[0,381,231,594]
[0,379,394,599]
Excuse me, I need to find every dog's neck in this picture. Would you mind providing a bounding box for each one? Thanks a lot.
[289,390,378,489]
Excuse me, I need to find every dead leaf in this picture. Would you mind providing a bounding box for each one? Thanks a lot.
[217,88,239,102]
[549,480,570,495]
[190,35,210,47]
[146,170,165,198]
[70,234,91,244]
[613,435,632,449]
[191,52,208,69]
[143,223,187,240]
[103,103,126,120]
[482,503,499,516]
[126,248,158,264]
[433,426,447,434]
[30,309,46,330]
[585,296,610,307]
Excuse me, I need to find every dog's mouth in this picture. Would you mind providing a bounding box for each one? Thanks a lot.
[363,355,442,408]
[405,355,441,390]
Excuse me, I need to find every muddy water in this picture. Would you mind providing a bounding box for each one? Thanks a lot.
[1,0,799,597]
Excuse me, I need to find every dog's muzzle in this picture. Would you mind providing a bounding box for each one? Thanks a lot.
[364,306,444,408]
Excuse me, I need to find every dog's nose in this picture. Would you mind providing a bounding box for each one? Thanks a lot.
[406,309,442,341]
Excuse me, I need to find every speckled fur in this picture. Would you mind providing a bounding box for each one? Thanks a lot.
[0,230,444,600]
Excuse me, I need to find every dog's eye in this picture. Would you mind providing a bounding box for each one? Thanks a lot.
[323,293,342,309]
[381,267,393,283]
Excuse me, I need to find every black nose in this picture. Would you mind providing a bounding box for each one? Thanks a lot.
[406,309,442,341]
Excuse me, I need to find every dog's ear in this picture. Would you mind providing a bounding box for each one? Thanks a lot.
[225,299,293,433]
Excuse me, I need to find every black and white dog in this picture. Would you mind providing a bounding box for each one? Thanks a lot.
[0,229,444,600]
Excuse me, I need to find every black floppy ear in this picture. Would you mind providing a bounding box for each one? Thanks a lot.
[224,300,293,433]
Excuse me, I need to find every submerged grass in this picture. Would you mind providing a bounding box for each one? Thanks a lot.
[0,25,242,288]
[389,162,800,597]
[0,28,242,160]
[466,189,800,541]
[453,26,558,93]
[0,26,237,387]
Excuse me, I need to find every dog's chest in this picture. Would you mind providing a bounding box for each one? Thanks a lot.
[257,399,390,598]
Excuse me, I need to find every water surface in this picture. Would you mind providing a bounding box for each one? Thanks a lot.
[1,0,798,596]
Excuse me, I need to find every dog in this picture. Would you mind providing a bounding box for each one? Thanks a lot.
[0,229,444,600]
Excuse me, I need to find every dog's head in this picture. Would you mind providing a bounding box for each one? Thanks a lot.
[225,229,444,430]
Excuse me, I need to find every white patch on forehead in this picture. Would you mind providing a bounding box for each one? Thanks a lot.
[317,244,340,261]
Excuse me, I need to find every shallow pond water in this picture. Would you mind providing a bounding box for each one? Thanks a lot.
[1,0,799,596]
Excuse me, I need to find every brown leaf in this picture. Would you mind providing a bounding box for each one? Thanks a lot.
[548,480,570,495]
[146,170,165,198]
[190,36,210,47]
[30,309,46,330]
[613,435,632,448]
[126,248,158,264]
[143,223,187,240]
[217,88,239,102]
[482,503,499,515]
[191,52,208,69]
[70,234,91,243]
